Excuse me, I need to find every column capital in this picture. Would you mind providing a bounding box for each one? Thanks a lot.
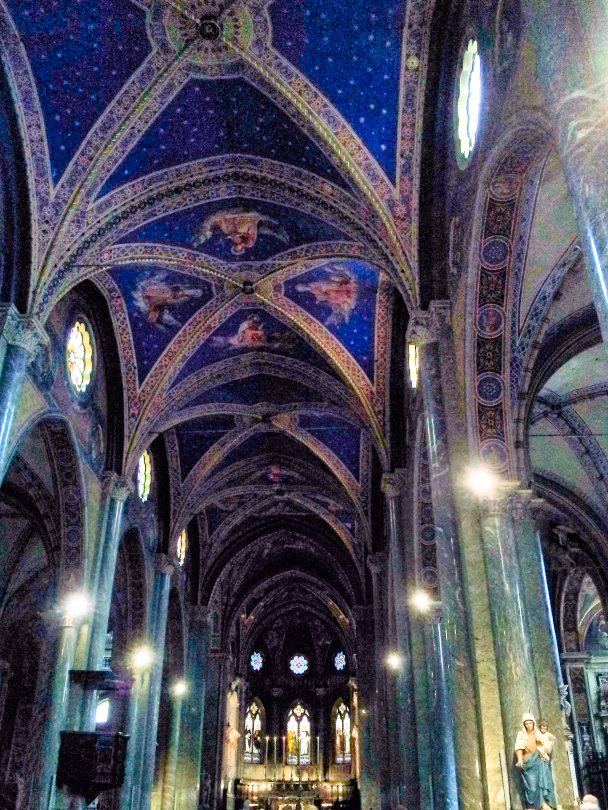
[102,471,133,502]
[405,310,434,346]
[505,488,546,522]
[476,479,521,518]
[190,605,212,626]
[406,302,451,346]
[0,304,49,356]
[381,471,406,500]
[155,552,178,576]
[367,552,387,575]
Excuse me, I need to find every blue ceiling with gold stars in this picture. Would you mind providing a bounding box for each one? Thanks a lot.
[5,0,417,559]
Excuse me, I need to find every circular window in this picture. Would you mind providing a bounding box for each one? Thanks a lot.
[177,529,187,567]
[137,450,152,502]
[456,39,482,163]
[66,320,93,394]
[289,654,309,675]
[250,651,264,672]
[334,651,346,671]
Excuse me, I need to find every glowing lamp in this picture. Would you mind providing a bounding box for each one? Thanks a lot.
[172,679,188,697]
[131,645,154,671]
[410,588,434,612]
[62,591,93,622]
[385,651,402,671]
[464,463,499,498]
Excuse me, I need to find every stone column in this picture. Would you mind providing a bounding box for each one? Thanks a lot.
[477,484,539,807]
[161,685,185,810]
[120,670,149,810]
[511,493,578,807]
[381,472,418,810]
[367,553,391,810]
[201,651,230,810]
[417,602,458,810]
[522,0,608,347]
[33,607,80,809]
[138,553,176,810]
[352,606,381,810]
[408,303,484,810]
[80,474,132,726]
[176,606,212,810]
[0,305,48,485]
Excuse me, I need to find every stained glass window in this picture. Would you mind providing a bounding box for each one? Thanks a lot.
[289,654,309,675]
[244,702,263,763]
[457,39,482,161]
[66,320,93,394]
[334,651,346,671]
[137,450,152,502]
[334,700,351,764]
[287,703,311,765]
[250,651,263,672]
[177,529,187,566]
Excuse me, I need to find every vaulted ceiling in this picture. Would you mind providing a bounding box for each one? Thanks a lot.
[3,0,429,628]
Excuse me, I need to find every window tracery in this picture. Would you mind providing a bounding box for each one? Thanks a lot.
[334,699,351,764]
[137,450,152,502]
[244,701,263,763]
[66,320,93,394]
[286,703,311,765]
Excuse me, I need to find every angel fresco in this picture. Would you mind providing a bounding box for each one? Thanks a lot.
[133,273,203,329]
[213,315,294,352]
[192,208,289,255]
[295,265,358,326]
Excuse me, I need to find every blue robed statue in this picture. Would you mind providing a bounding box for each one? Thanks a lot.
[514,713,556,810]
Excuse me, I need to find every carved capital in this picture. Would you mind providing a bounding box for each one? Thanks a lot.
[477,480,521,518]
[155,552,178,576]
[190,605,212,626]
[102,472,133,502]
[405,310,434,346]
[382,471,406,500]
[367,552,387,575]
[428,300,451,333]
[0,305,49,357]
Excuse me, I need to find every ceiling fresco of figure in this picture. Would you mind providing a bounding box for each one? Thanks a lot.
[1,0,427,602]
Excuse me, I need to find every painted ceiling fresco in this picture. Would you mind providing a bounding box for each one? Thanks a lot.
[120,199,349,262]
[4,0,424,568]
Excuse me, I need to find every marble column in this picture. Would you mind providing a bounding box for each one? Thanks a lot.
[120,670,149,810]
[477,484,539,808]
[522,0,608,348]
[81,474,132,726]
[33,610,80,809]
[0,305,48,485]
[510,493,578,807]
[367,553,391,810]
[176,606,212,810]
[381,472,418,810]
[161,686,185,810]
[352,606,381,810]
[138,554,176,810]
[201,651,229,810]
[418,603,458,810]
[408,303,484,810]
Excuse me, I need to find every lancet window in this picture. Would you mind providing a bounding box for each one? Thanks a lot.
[244,701,263,763]
[334,699,351,764]
[286,703,311,765]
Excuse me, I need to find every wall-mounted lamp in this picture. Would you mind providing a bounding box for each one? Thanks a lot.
[61,590,93,624]
[409,588,442,614]
[463,463,499,499]
[131,644,154,671]
[385,651,403,671]
[171,679,188,697]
